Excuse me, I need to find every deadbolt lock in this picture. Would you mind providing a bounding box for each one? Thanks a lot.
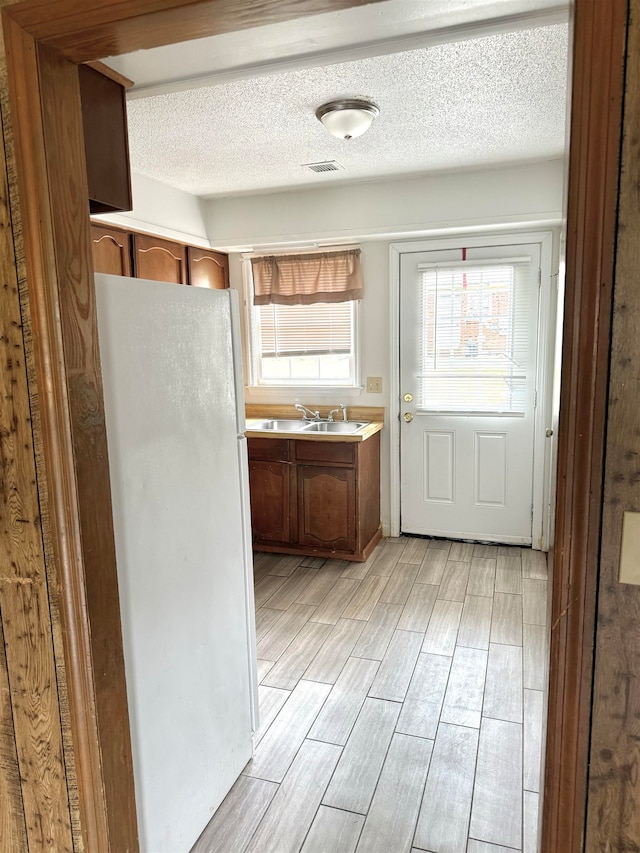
[403,412,414,423]
[403,393,413,402]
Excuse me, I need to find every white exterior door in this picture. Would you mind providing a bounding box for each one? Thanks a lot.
[399,241,542,544]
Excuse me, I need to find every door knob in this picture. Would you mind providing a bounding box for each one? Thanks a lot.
[403,393,413,402]
[546,428,554,437]
[403,412,414,423]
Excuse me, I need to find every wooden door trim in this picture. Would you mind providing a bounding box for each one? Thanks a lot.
[8,0,384,62]
[0,0,628,850]
[542,0,628,850]
[2,17,112,852]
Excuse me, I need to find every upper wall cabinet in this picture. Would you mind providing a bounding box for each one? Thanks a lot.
[187,247,229,289]
[91,224,132,276]
[79,64,133,214]
[132,233,188,284]
[89,221,230,288]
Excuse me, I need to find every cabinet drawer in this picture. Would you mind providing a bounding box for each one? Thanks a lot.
[248,437,290,462]
[294,440,355,466]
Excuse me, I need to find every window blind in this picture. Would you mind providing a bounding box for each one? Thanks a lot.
[258,300,353,358]
[416,258,533,413]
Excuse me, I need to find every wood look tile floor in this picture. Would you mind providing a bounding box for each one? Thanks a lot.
[193,537,549,853]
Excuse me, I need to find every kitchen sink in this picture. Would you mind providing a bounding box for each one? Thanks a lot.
[246,418,369,434]
[303,421,368,434]
[247,419,309,431]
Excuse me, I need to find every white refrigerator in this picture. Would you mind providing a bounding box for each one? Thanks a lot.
[94,274,258,852]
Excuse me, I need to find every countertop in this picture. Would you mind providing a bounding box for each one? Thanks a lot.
[244,403,385,443]
[245,418,383,443]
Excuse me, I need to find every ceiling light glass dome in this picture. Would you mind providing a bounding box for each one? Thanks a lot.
[316,99,380,140]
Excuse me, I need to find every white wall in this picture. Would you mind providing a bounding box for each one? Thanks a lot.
[206,160,564,249]
[223,161,565,536]
[94,171,210,247]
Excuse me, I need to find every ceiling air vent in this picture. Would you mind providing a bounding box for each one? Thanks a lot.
[303,160,344,173]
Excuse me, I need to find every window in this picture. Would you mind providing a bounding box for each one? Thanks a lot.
[246,250,361,387]
[417,258,532,413]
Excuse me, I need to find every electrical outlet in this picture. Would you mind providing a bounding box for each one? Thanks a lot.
[619,511,640,585]
[366,376,383,393]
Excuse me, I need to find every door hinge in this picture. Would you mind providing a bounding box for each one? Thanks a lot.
[534,390,538,408]
[538,268,542,287]
[531,504,534,522]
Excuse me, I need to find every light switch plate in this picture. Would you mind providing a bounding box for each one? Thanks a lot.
[366,376,383,393]
[619,511,640,585]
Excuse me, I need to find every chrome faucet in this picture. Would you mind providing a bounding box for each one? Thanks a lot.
[328,404,348,422]
[295,403,320,421]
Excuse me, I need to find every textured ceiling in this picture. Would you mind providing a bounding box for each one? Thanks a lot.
[125,24,568,198]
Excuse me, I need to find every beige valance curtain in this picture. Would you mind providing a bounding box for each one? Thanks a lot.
[252,249,363,306]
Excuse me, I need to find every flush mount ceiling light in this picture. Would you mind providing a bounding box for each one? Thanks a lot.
[315,98,380,140]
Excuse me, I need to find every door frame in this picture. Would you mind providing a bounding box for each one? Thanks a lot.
[389,229,556,548]
[0,0,627,851]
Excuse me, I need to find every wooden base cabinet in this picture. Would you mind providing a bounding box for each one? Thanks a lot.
[248,433,381,562]
[248,461,291,545]
[297,466,356,552]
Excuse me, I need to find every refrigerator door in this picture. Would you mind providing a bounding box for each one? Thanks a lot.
[237,434,260,734]
[95,274,256,852]
[228,288,247,437]
[228,290,259,732]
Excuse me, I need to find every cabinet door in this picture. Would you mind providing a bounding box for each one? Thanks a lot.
[297,465,356,552]
[249,461,290,543]
[132,233,188,284]
[79,64,132,214]
[90,224,132,276]
[187,246,229,289]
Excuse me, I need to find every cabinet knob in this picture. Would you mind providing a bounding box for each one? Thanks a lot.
[403,412,414,423]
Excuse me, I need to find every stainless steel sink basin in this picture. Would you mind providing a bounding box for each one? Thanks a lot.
[247,419,309,431]
[246,418,369,434]
[303,421,368,434]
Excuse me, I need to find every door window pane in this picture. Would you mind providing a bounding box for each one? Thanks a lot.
[417,259,533,412]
